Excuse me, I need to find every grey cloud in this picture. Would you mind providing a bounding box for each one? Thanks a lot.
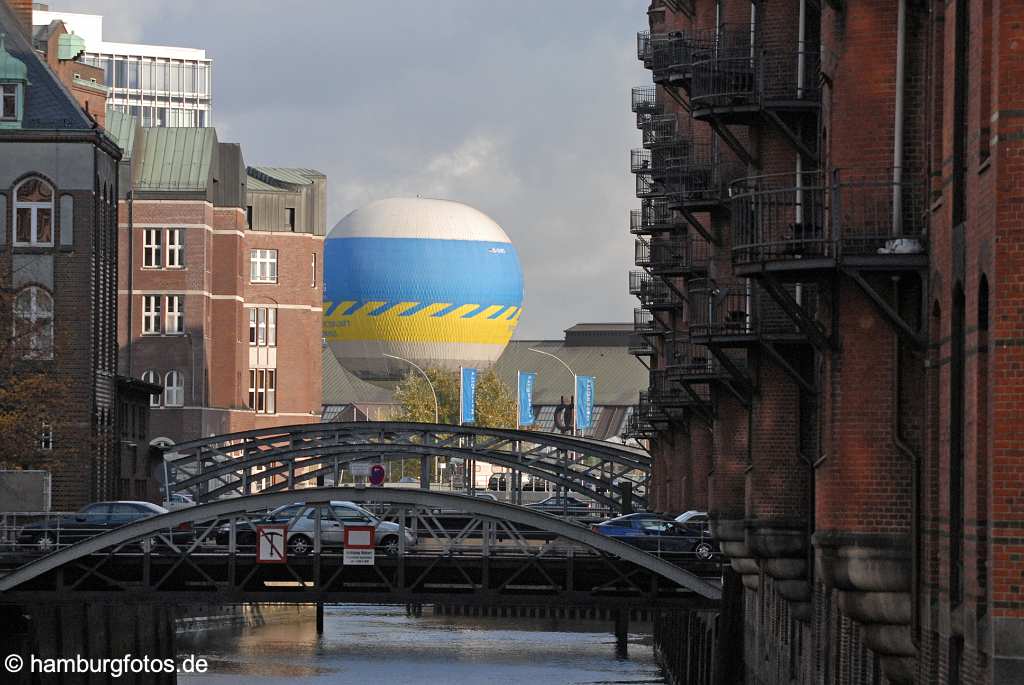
[79,0,646,337]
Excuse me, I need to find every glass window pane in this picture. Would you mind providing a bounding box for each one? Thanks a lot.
[15,207,31,243]
[36,208,52,243]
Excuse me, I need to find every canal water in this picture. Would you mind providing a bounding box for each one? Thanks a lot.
[177,604,666,684]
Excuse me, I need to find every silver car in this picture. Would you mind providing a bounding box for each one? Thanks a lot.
[220,501,416,556]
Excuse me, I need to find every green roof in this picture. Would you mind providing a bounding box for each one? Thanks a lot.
[104,108,136,160]
[0,33,27,82]
[245,175,281,192]
[135,127,217,191]
[57,33,86,61]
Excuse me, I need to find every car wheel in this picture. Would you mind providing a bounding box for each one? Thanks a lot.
[35,533,56,552]
[288,534,313,556]
[694,541,715,561]
[380,535,400,557]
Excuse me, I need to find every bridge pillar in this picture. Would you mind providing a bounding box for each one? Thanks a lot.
[419,455,430,490]
[621,482,634,514]
[316,602,324,634]
[614,609,629,658]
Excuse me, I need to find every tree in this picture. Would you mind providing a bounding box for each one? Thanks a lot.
[391,367,519,482]
[393,367,516,428]
[0,286,76,471]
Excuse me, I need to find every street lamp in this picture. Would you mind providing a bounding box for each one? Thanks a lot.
[528,347,576,436]
[383,353,438,423]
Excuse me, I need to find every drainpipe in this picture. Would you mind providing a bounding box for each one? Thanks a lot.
[126,189,134,376]
[893,0,907,236]
[798,0,807,99]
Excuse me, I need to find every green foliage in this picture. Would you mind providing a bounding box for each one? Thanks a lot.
[393,367,517,428]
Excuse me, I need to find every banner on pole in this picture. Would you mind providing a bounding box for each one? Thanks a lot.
[575,375,595,430]
[518,371,536,427]
[460,367,478,424]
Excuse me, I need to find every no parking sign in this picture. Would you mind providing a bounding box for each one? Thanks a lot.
[369,463,386,486]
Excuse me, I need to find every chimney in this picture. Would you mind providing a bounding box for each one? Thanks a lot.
[6,0,33,37]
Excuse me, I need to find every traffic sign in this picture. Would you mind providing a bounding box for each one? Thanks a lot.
[369,463,386,486]
[256,525,287,564]
[343,525,376,565]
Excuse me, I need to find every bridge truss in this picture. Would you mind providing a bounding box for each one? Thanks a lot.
[0,489,719,608]
[162,422,652,514]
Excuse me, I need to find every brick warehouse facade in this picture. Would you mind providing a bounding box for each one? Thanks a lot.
[628,1,1022,684]
[114,125,325,473]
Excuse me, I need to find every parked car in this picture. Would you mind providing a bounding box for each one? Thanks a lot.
[162,493,196,510]
[592,513,716,560]
[674,510,709,526]
[17,501,186,551]
[526,494,592,517]
[214,501,416,556]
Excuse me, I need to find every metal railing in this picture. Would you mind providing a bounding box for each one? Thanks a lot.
[642,114,684,148]
[652,27,720,80]
[690,29,821,111]
[637,31,653,64]
[629,271,682,310]
[631,146,691,175]
[632,86,659,114]
[634,308,667,336]
[622,410,655,440]
[731,169,926,265]
[636,234,710,275]
[673,140,747,207]
[630,198,677,234]
[688,279,818,340]
[628,334,656,357]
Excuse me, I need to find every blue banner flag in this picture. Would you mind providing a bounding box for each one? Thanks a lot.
[460,367,477,424]
[517,371,536,427]
[575,375,595,430]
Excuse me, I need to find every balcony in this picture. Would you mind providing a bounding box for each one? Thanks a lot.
[631,86,659,114]
[631,146,691,175]
[634,308,668,337]
[635,234,710,276]
[637,31,652,66]
[730,169,927,275]
[630,198,677,235]
[690,30,821,123]
[622,410,656,440]
[629,271,683,311]
[688,278,818,345]
[650,368,713,411]
[627,333,656,357]
[641,114,684,148]
[650,27,719,89]
[666,140,747,212]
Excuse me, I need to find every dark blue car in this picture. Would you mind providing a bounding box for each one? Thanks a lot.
[592,513,716,560]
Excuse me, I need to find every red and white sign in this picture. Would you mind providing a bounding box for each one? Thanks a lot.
[369,464,386,487]
[343,524,376,565]
[256,525,288,564]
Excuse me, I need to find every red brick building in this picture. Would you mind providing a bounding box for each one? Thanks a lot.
[630,1,1022,683]
[0,0,126,509]
[114,124,325,470]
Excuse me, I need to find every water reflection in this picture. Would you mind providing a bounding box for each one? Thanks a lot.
[178,605,666,684]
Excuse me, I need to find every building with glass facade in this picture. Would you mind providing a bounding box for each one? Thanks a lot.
[32,6,211,127]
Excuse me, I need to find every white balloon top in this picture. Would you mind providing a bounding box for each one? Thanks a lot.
[329,197,512,244]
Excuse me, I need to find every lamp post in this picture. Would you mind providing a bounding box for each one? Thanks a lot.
[383,353,438,489]
[383,353,439,423]
[528,347,576,436]
[528,347,577,517]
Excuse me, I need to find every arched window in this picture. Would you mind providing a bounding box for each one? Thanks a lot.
[142,370,161,407]
[13,178,54,246]
[13,286,53,359]
[163,370,184,407]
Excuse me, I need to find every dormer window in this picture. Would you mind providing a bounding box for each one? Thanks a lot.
[1,83,16,120]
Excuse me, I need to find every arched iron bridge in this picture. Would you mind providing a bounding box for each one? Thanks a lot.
[0,489,720,608]
[162,422,651,514]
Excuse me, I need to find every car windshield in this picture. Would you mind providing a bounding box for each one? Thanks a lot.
[266,504,306,522]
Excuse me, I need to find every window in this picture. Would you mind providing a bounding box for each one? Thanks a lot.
[248,368,277,413]
[246,205,253,229]
[163,370,184,407]
[311,253,317,288]
[250,249,278,283]
[13,178,54,246]
[249,307,278,347]
[142,370,160,407]
[287,207,296,231]
[143,228,162,267]
[1,83,17,120]
[39,422,53,451]
[166,228,184,267]
[165,295,184,334]
[13,287,53,359]
[142,295,161,334]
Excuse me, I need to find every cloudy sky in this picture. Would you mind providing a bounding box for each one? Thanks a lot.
[70,0,647,338]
